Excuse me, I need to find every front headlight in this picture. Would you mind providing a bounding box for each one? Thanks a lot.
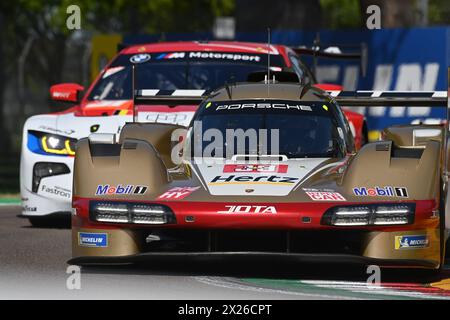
[89,201,176,225]
[321,203,415,226]
[28,130,77,156]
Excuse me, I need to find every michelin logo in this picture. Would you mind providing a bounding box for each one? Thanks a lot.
[95,184,148,195]
[78,232,108,247]
[395,235,429,250]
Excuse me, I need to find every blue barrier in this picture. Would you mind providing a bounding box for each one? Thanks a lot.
[125,27,449,131]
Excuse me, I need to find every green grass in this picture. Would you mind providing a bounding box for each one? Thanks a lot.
[0,193,21,205]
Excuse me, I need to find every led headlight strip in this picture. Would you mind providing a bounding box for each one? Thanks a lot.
[28,130,77,156]
[89,201,176,225]
[41,135,75,155]
[321,203,415,226]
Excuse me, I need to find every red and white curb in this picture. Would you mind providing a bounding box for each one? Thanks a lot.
[301,280,450,299]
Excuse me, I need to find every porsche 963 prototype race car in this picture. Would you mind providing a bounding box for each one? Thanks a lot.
[69,78,448,270]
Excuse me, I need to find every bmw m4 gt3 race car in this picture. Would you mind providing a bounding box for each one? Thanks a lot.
[21,41,367,226]
[69,80,448,271]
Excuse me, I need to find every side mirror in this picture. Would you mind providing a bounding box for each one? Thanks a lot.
[50,83,84,103]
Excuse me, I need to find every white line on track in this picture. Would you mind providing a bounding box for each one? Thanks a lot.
[193,276,364,300]
[194,277,450,300]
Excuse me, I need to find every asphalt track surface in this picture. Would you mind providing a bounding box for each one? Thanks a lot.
[2,205,450,300]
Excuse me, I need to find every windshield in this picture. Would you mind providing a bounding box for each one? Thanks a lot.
[188,100,345,159]
[88,52,286,101]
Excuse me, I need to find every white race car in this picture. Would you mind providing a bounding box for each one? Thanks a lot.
[21,111,132,225]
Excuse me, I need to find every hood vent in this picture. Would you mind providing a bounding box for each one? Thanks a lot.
[231,154,288,162]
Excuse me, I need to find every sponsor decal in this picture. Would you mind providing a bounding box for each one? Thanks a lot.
[215,103,312,111]
[209,175,299,185]
[154,52,262,61]
[156,52,186,59]
[23,205,37,212]
[305,191,346,201]
[40,185,71,199]
[143,112,190,124]
[52,91,71,99]
[189,52,261,61]
[223,164,288,173]
[95,184,148,195]
[218,205,277,214]
[78,232,108,248]
[353,186,408,198]
[38,125,75,135]
[157,186,200,200]
[130,53,151,64]
[395,235,429,249]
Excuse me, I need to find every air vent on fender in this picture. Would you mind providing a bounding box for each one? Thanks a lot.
[391,146,424,159]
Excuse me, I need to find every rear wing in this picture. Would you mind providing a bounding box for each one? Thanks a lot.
[132,89,207,122]
[133,89,448,108]
[292,42,368,77]
[134,89,207,106]
[327,88,449,178]
[328,90,447,107]
[130,62,208,121]
[293,45,365,60]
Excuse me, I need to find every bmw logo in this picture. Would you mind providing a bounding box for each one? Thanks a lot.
[130,53,151,64]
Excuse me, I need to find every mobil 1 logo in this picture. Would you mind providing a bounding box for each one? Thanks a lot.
[353,186,408,198]
[394,187,408,198]
[95,184,148,196]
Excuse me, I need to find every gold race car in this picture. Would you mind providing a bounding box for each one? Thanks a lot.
[69,74,448,271]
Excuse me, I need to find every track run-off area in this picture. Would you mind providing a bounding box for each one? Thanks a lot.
[1,203,450,300]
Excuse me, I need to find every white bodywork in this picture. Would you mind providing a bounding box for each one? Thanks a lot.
[20,112,132,217]
[20,109,194,218]
[192,158,329,196]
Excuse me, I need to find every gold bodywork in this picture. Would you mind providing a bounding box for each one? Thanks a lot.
[71,83,445,269]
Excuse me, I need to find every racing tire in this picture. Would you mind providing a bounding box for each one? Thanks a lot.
[28,216,71,228]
